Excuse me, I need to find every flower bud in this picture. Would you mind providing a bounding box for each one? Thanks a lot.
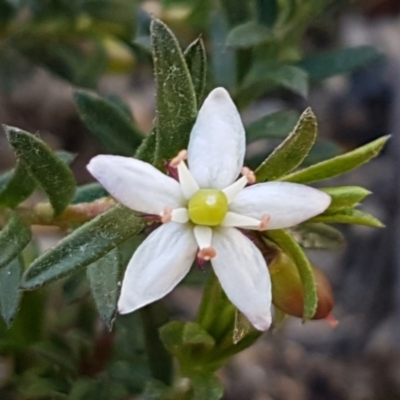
[269,250,334,319]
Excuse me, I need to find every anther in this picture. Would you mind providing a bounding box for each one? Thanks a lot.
[160,206,172,223]
[259,214,271,230]
[241,167,256,184]
[197,247,217,260]
[170,150,188,168]
[324,314,339,328]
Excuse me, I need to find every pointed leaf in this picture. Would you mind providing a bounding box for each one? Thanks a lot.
[135,131,156,164]
[151,19,197,167]
[87,248,122,329]
[74,91,143,156]
[227,21,273,48]
[299,46,381,81]
[290,223,345,249]
[184,37,207,107]
[0,212,31,270]
[310,208,384,227]
[281,136,389,184]
[5,126,76,215]
[0,163,36,208]
[246,110,299,142]
[21,205,145,289]
[0,150,75,209]
[266,229,317,321]
[0,256,23,327]
[322,186,371,211]
[256,108,317,181]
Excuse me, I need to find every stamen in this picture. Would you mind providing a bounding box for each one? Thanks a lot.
[197,247,217,260]
[324,314,339,328]
[177,158,199,199]
[160,206,172,223]
[241,167,256,184]
[170,150,188,168]
[259,214,271,230]
[164,160,179,181]
[171,208,189,223]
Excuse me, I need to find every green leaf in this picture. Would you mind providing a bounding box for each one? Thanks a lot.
[281,136,389,184]
[4,126,76,215]
[0,163,36,208]
[184,37,207,107]
[0,256,23,327]
[322,186,371,211]
[246,110,300,142]
[244,63,309,97]
[299,46,381,81]
[87,248,122,329]
[21,205,145,289]
[226,21,273,48]
[151,19,197,167]
[72,183,108,204]
[189,372,224,400]
[256,0,278,27]
[256,107,317,181]
[135,131,156,164]
[0,150,74,209]
[233,310,253,345]
[0,212,31,270]
[290,223,345,250]
[266,229,317,320]
[310,208,384,227]
[74,91,143,156]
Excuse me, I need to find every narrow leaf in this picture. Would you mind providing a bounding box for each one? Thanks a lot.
[266,229,317,320]
[299,46,381,81]
[0,212,31,270]
[256,107,317,181]
[322,186,371,211]
[151,19,197,167]
[21,205,145,289]
[226,21,273,48]
[135,131,156,164]
[0,163,36,208]
[5,126,76,215]
[72,183,108,204]
[74,91,143,155]
[290,223,345,250]
[246,110,299,142]
[310,208,384,227]
[87,248,122,329]
[184,37,207,107]
[281,136,389,184]
[0,256,23,327]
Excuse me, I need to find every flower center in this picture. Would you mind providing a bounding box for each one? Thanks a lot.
[188,189,228,226]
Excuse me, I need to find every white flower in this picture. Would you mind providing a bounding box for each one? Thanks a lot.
[87,88,331,331]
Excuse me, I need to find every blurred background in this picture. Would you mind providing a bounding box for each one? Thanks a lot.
[0,0,399,399]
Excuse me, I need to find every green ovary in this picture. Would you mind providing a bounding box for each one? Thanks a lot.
[188,189,228,226]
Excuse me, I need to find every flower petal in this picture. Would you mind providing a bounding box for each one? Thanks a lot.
[87,155,184,214]
[229,182,331,230]
[187,87,246,189]
[211,227,272,331]
[118,222,197,314]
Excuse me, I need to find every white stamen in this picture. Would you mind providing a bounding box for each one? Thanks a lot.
[177,160,199,199]
[193,225,212,249]
[171,208,189,223]
[241,167,256,184]
[221,211,261,229]
[170,149,188,168]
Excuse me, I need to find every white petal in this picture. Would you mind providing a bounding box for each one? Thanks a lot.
[193,225,212,249]
[222,176,248,203]
[229,182,331,230]
[177,161,199,199]
[118,222,197,314]
[87,155,184,215]
[221,211,260,229]
[211,227,272,331]
[187,87,246,189]
[171,208,189,223]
